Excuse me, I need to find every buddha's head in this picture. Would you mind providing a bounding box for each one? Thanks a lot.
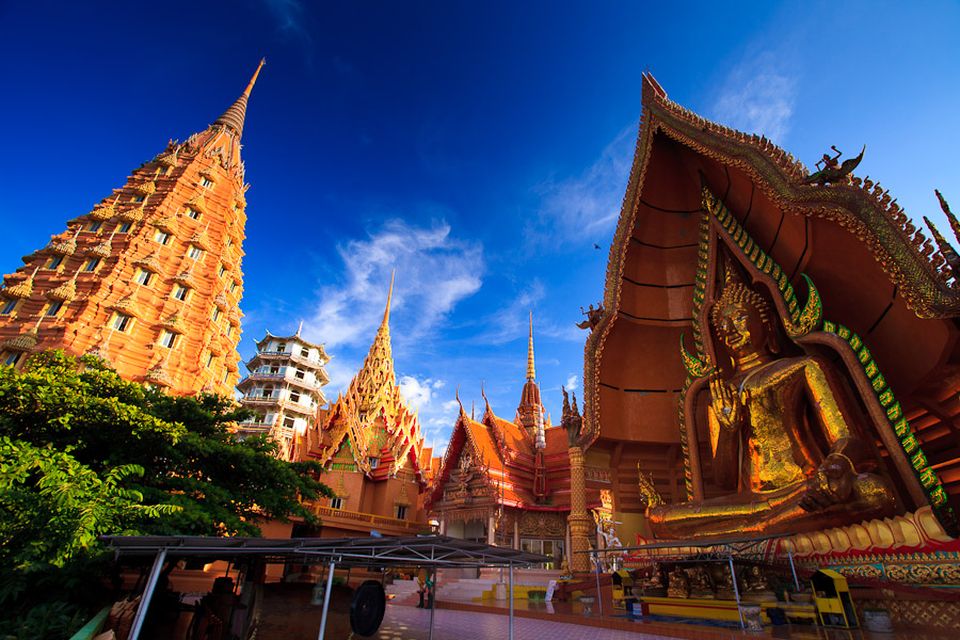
[711,279,777,361]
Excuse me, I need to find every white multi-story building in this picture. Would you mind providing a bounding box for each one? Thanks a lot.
[236,327,329,460]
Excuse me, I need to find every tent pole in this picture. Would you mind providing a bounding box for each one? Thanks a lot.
[128,548,167,640]
[729,556,744,629]
[788,552,801,591]
[508,562,515,640]
[428,567,437,640]
[595,555,603,618]
[317,559,336,640]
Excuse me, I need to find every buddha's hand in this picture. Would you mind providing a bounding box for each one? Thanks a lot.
[800,453,856,511]
[709,375,742,431]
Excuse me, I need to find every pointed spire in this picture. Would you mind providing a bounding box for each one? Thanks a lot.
[936,190,960,244]
[526,311,536,381]
[296,319,304,337]
[382,269,395,327]
[214,58,265,138]
[925,216,960,277]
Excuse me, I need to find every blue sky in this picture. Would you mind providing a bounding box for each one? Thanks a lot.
[1,2,959,452]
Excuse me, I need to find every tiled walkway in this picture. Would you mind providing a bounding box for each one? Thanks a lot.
[373,605,664,640]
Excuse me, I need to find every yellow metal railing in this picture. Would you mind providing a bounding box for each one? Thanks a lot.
[313,504,423,531]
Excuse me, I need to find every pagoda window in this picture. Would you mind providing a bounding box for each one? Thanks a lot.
[211,306,221,321]
[278,342,287,353]
[131,195,145,203]
[159,329,178,349]
[45,300,64,317]
[1,299,18,315]
[294,369,305,380]
[395,505,408,520]
[222,369,229,383]
[172,284,190,301]
[369,457,379,469]
[229,281,238,293]
[330,497,343,510]
[226,324,234,337]
[86,221,103,232]
[206,353,214,368]
[45,255,64,270]
[3,352,22,367]
[187,245,204,260]
[283,416,296,429]
[112,313,132,332]
[154,230,172,245]
[300,347,310,358]
[289,390,301,403]
[262,386,274,398]
[200,176,214,189]
[185,207,201,220]
[135,269,153,286]
[117,222,132,233]
[83,257,101,272]
[218,264,227,278]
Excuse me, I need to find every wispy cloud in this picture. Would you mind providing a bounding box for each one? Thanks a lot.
[710,51,798,144]
[261,0,313,54]
[565,373,578,392]
[399,374,460,452]
[303,219,483,351]
[528,123,636,248]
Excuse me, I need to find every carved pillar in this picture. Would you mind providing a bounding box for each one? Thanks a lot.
[513,516,520,550]
[567,445,592,573]
[488,512,496,545]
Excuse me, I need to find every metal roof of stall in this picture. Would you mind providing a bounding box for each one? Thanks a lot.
[101,534,547,640]
[102,534,549,568]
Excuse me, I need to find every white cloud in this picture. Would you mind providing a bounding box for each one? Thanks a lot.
[303,219,483,349]
[529,123,636,247]
[398,375,438,411]
[565,374,578,392]
[711,51,798,144]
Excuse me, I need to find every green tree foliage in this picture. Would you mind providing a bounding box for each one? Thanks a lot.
[0,350,332,637]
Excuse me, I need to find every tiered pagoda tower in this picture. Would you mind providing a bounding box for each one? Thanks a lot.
[0,60,265,396]
[297,273,436,537]
[236,325,330,461]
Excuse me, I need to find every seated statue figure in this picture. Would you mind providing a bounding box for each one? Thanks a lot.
[649,268,896,538]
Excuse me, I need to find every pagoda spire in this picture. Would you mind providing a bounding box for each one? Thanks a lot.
[382,269,395,327]
[214,58,265,138]
[526,311,536,381]
[347,273,397,407]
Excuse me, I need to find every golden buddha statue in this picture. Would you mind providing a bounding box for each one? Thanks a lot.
[649,268,896,538]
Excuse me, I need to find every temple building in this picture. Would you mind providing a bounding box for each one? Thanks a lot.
[427,316,592,568]
[236,326,330,461]
[570,73,960,588]
[296,274,437,537]
[0,61,265,396]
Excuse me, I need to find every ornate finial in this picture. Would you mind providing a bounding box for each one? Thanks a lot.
[214,58,266,138]
[296,319,304,337]
[561,386,582,448]
[382,269,395,327]
[936,190,960,245]
[803,145,864,186]
[527,312,536,381]
[455,387,465,416]
[481,382,492,413]
[925,215,960,278]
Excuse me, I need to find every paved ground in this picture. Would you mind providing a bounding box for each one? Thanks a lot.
[372,605,663,640]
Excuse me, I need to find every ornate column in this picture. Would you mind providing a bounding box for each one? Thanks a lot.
[567,445,592,573]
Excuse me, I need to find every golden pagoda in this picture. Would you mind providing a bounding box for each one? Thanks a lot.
[297,273,436,537]
[0,60,265,396]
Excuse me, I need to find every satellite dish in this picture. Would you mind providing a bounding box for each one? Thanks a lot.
[350,580,386,636]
